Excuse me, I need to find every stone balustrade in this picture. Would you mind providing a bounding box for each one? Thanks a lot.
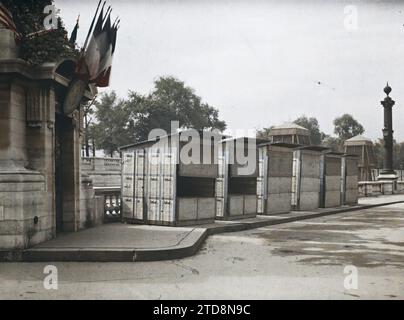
[80,158,122,227]
[359,181,404,197]
[81,157,122,188]
[371,169,404,181]
[94,187,122,223]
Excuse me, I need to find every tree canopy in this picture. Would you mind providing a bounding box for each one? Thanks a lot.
[126,76,226,142]
[333,114,365,141]
[322,135,342,152]
[88,77,227,155]
[256,126,274,140]
[293,115,324,145]
[91,92,132,157]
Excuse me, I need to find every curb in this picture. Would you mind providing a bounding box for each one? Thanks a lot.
[7,199,404,262]
[20,229,209,263]
[208,200,404,235]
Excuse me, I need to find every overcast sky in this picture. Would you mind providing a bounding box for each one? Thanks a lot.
[56,0,404,141]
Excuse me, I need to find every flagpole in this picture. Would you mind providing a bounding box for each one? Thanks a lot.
[83,0,104,51]
[112,16,118,28]
[103,6,112,25]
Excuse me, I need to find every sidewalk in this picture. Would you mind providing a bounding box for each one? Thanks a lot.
[358,194,404,206]
[22,224,208,262]
[18,194,404,262]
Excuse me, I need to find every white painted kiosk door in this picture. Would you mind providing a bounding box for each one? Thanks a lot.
[121,150,135,219]
[160,151,176,223]
[291,150,302,208]
[146,150,176,223]
[257,147,268,214]
[215,149,228,218]
[133,149,145,220]
[146,151,161,222]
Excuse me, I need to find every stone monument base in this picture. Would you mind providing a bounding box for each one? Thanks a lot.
[377,172,398,195]
[0,170,54,250]
[377,173,398,181]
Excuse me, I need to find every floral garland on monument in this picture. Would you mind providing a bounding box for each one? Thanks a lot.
[0,0,78,65]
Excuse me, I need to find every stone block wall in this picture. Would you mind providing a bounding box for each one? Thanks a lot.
[79,175,96,229]
[0,79,53,250]
[0,54,97,251]
[94,196,105,226]
[0,173,50,249]
[81,157,121,188]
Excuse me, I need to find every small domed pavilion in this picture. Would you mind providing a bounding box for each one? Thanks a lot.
[344,135,377,181]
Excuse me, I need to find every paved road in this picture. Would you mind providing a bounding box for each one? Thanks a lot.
[1,203,404,299]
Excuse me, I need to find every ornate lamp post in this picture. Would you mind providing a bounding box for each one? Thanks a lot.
[377,83,398,182]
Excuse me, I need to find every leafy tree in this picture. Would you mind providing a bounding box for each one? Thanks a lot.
[322,135,343,152]
[92,92,133,157]
[398,143,404,170]
[2,0,78,65]
[91,77,226,155]
[373,139,384,169]
[82,98,97,157]
[393,142,403,170]
[293,115,324,145]
[333,114,365,141]
[256,126,274,140]
[374,139,404,170]
[126,76,227,142]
